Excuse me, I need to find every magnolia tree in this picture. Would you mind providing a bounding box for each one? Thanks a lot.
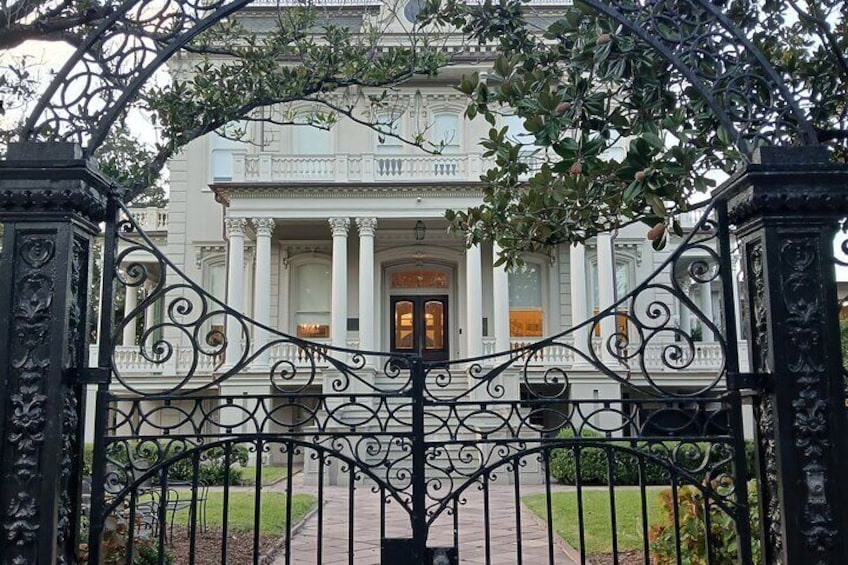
[2,0,847,265]
[422,0,848,266]
[0,0,454,199]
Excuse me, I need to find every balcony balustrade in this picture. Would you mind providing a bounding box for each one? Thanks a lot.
[125,207,168,232]
[97,338,739,386]
[232,153,490,184]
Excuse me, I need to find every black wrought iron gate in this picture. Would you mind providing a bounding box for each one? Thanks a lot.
[3,2,848,564]
[70,193,760,565]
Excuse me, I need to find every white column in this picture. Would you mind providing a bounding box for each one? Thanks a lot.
[329,217,350,348]
[680,286,692,335]
[225,217,248,365]
[569,243,589,356]
[122,283,138,346]
[700,281,715,342]
[492,242,510,354]
[466,242,483,358]
[596,234,617,362]
[356,218,377,352]
[143,282,157,338]
[252,218,275,368]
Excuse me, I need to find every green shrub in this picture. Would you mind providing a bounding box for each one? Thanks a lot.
[105,441,250,486]
[83,443,95,476]
[649,481,761,564]
[548,430,756,486]
[548,430,669,485]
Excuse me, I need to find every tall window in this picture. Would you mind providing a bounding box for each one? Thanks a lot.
[431,113,459,153]
[375,112,404,154]
[206,262,226,346]
[293,114,332,155]
[294,263,331,338]
[210,122,248,182]
[509,263,544,338]
[590,258,632,337]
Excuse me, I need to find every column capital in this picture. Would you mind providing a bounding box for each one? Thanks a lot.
[251,217,276,237]
[328,217,350,237]
[356,217,378,237]
[225,217,248,237]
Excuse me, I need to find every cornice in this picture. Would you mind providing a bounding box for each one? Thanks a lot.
[212,182,484,204]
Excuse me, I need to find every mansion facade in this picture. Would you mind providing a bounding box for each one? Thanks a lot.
[87,0,751,446]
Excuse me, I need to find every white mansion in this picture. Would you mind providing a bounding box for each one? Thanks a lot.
[89,0,750,444]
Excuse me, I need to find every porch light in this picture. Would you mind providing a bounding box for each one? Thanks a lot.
[414,220,427,241]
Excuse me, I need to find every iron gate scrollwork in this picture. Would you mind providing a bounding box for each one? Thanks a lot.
[83,198,756,564]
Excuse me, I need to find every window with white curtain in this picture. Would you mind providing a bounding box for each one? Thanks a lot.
[206,261,226,345]
[590,257,633,337]
[509,263,544,338]
[293,263,332,338]
[293,114,332,155]
[590,259,632,308]
[210,123,248,182]
[431,113,459,153]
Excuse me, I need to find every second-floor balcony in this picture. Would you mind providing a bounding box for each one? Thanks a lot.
[231,153,511,184]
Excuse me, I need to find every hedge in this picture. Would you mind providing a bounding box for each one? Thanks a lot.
[548,430,757,486]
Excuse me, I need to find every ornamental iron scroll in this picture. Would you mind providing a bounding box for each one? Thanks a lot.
[93,198,752,563]
[21,0,816,161]
[110,200,731,401]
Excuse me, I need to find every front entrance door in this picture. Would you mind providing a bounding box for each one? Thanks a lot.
[390,295,449,362]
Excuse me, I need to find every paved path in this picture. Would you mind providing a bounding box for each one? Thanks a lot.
[276,478,579,565]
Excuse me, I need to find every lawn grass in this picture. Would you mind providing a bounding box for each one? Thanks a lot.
[523,488,663,555]
[238,465,289,486]
[172,492,316,535]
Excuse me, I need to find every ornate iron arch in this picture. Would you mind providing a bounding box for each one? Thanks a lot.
[20,0,817,162]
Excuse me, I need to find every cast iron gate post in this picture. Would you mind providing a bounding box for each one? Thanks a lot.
[717,146,848,564]
[0,142,107,564]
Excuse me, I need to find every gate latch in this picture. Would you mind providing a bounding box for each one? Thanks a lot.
[727,371,766,392]
[67,367,111,385]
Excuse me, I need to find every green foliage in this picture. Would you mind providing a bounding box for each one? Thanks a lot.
[649,482,761,565]
[423,0,848,266]
[83,443,95,476]
[107,442,250,486]
[547,430,756,486]
[548,430,668,486]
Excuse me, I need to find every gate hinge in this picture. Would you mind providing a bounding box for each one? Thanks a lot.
[67,367,111,385]
[727,371,766,392]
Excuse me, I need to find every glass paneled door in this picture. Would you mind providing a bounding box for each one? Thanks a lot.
[390,295,449,362]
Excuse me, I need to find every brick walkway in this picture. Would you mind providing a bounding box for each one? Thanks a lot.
[277,479,579,565]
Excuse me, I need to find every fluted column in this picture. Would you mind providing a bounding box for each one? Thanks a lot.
[492,242,510,354]
[596,234,617,362]
[569,243,589,358]
[329,217,350,348]
[466,242,483,358]
[122,282,138,346]
[225,217,248,365]
[252,218,275,367]
[356,218,377,353]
